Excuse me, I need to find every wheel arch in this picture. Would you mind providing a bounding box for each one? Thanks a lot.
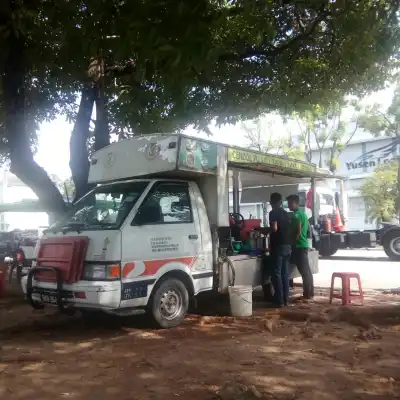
[380,226,400,243]
[152,269,195,298]
[147,269,193,328]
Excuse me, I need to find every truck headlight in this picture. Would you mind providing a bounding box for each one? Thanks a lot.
[83,264,121,281]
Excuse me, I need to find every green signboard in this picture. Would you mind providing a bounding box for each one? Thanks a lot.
[178,138,218,172]
[228,148,315,173]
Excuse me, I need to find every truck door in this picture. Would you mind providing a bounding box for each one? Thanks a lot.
[120,181,204,305]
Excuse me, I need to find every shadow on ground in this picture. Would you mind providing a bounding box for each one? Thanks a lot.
[1,290,400,399]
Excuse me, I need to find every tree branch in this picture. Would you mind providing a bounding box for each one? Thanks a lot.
[343,118,359,149]
[105,60,136,77]
[219,5,327,62]
[376,109,398,135]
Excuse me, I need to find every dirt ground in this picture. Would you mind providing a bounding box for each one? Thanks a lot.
[1,287,400,400]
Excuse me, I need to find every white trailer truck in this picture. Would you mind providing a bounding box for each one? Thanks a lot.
[21,135,333,328]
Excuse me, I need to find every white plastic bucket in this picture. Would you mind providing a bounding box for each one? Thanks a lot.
[228,285,253,317]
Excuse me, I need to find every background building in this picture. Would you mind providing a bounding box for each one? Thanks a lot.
[0,170,62,231]
[309,136,399,230]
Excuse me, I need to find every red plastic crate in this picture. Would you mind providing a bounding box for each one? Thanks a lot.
[36,236,89,284]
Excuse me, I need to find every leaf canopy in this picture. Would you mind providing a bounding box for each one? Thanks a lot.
[1,0,399,146]
[359,84,400,138]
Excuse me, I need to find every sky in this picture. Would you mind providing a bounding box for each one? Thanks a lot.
[34,86,395,181]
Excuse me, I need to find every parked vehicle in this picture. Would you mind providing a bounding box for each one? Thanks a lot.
[296,183,400,261]
[317,221,400,260]
[21,134,333,328]
[1,230,40,284]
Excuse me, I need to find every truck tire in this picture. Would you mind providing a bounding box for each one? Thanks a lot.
[148,278,189,329]
[319,246,338,258]
[382,229,400,261]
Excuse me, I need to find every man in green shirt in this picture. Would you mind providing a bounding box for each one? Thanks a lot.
[287,194,314,299]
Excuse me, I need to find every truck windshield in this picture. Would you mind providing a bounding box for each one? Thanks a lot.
[50,181,149,232]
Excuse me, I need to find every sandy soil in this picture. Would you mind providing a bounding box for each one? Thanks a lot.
[1,287,400,400]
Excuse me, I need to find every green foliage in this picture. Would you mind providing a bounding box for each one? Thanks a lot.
[293,100,360,172]
[359,84,400,138]
[2,0,400,142]
[359,160,398,223]
[58,178,75,201]
[48,175,74,198]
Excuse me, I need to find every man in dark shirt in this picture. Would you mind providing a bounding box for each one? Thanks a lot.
[268,192,292,307]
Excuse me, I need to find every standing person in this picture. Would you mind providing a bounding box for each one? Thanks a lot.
[287,194,314,300]
[268,192,292,307]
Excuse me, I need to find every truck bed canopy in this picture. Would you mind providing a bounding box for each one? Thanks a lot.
[236,169,339,204]
[88,134,337,184]
[227,146,334,181]
[229,169,311,205]
[226,146,342,206]
[231,169,319,188]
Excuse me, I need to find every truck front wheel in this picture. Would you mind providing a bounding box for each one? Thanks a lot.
[148,278,189,328]
[382,229,400,261]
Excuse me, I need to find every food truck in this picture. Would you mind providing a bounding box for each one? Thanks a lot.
[21,135,333,328]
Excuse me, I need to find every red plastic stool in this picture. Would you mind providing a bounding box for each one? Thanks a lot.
[329,272,364,306]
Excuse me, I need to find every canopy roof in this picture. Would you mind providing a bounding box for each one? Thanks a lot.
[226,145,340,181]
[231,169,314,190]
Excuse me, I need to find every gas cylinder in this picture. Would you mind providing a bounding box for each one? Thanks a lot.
[322,215,332,233]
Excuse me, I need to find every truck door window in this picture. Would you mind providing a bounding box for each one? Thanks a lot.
[133,183,193,225]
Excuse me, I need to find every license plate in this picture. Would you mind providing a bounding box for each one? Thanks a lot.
[40,294,58,305]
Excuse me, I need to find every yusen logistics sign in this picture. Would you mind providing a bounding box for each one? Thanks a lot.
[227,148,316,173]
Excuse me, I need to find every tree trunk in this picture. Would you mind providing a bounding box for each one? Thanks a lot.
[305,148,312,163]
[328,146,335,173]
[94,73,110,151]
[69,85,96,202]
[2,9,66,216]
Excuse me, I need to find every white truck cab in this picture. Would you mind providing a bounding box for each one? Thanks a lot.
[298,181,337,220]
[22,134,332,328]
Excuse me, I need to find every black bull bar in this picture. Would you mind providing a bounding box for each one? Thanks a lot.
[26,266,66,312]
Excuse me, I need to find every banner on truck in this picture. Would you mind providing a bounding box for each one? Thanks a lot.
[227,148,316,174]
